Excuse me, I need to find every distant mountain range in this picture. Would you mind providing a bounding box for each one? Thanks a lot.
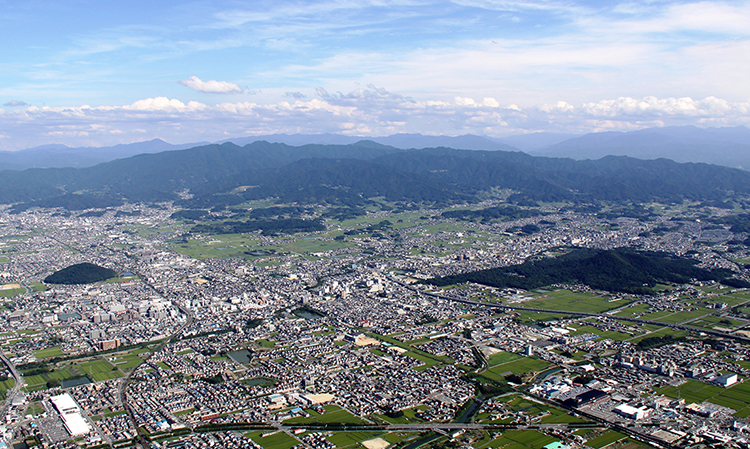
[0,139,208,170]
[0,133,516,171]
[2,140,750,209]
[529,126,750,169]
[2,126,748,171]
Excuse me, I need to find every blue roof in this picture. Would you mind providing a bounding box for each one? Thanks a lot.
[544,442,567,449]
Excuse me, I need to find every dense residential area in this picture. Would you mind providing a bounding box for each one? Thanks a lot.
[1,195,750,449]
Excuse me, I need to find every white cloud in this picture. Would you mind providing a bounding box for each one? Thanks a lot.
[178,76,243,94]
[124,97,208,112]
[1,87,750,151]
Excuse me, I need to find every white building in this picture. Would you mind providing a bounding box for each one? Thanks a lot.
[614,404,651,420]
[714,373,739,387]
[50,394,91,437]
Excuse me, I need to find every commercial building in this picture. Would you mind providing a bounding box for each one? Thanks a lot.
[50,394,91,437]
[713,373,739,387]
[614,404,651,420]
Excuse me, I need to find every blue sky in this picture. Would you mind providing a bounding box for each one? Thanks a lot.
[1,0,750,150]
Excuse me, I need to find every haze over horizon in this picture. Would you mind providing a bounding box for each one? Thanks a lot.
[2,0,750,150]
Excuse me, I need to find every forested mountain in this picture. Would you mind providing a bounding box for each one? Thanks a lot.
[426,248,736,294]
[2,140,750,210]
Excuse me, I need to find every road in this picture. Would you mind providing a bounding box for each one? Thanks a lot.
[390,278,750,344]
[0,351,23,419]
[118,271,194,449]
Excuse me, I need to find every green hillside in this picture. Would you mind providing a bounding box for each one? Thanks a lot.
[2,142,750,209]
[426,248,733,294]
[44,263,118,285]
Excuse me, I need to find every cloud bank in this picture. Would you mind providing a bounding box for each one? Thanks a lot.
[1,86,749,150]
[3,101,28,107]
[178,76,243,94]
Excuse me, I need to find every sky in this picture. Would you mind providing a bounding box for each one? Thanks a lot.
[1,0,750,150]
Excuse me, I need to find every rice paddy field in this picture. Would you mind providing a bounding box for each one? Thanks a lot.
[657,379,750,416]
[20,349,150,391]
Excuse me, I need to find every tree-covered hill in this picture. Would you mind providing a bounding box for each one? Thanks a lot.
[425,248,734,294]
[44,263,118,285]
[3,141,750,209]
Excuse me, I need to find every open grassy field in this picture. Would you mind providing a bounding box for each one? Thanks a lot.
[657,379,750,415]
[487,430,557,448]
[247,431,300,449]
[539,407,589,424]
[47,369,77,380]
[689,315,745,330]
[628,327,690,344]
[653,308,713,324]
[487,351,522,367]
[23,356,126,391]
[109,353,144,371]
[326,432,380,448]
[375,405,428,424]
[638,310,678,321]
[495,357,550,375]
[482,357,550,380]
[515,310,570,323]
[585,430,628,448]
[171,235,259,259]
[0,288,24,298]
[284,405,368,425]
[613,303,651,317]
[33,347,64,358]
[76,359,122,381]
[523,290,628,314]
[708,293,750,307]
[28,282,47,292]
[477,395,563,424]
[0,378,15,397]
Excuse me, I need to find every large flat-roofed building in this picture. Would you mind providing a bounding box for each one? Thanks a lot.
[50,393,91,437]
[614,404,651,420]
[713,373,738,387]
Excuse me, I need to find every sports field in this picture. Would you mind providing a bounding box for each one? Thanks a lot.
[247,431,300,449]
[326,432,380,448]
[487,351,522,366]
[77,359,122,381]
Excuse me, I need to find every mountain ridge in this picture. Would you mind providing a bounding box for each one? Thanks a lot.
[2,140,750,209]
